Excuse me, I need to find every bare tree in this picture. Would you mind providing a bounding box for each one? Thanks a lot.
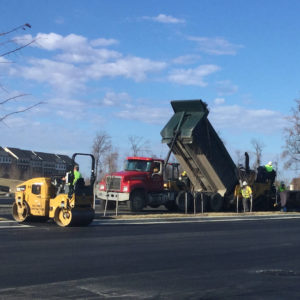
[0,23,42,123]
[234,149,244,167]
[251,139,265,170]
[105,149,119,174]
[128,135,151,156]
[282,99,300,170]
[91,131,112,179]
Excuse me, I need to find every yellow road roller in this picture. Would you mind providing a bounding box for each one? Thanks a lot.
[12,153,96,227]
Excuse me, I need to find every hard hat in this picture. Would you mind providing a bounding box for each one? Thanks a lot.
[242,181,247,186]
[182,171,187,176]
[268,161,272,166]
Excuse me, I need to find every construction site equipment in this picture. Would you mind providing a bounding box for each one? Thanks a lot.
[98,99,276,213]
[12,153,96,227]
[161,99,276,211]
[98,156,185,213]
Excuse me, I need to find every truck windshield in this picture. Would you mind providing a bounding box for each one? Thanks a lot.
[125,160,152,172]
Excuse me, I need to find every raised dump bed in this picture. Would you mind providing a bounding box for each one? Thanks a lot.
[161,99,239,198]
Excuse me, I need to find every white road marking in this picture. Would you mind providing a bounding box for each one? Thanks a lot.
[0,220,33,228]
[91,215,300,225]
[0,214,299,229]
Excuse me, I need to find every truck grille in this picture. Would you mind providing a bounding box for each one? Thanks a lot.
[106,176,121,191]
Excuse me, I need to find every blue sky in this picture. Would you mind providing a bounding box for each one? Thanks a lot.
[1,0,299,180]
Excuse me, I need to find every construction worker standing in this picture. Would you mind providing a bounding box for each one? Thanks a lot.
[241,181,252,212]
[279,181,286,192]
[265,161,273,172]
[73,165,82,185]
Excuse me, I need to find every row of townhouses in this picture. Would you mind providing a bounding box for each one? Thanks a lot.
[0,147,72,180]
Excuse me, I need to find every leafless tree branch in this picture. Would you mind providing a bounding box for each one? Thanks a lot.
[128,135,151,157]
[251,139,265,170]
[1,39,35,57]
[0,93,29,105]
[0,101,44,122]
[0,23,43,123]
[0,23,31,37]
[282,99,300,170]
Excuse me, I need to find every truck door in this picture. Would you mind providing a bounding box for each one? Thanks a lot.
[149,161,164,192]
[28,182,45,216]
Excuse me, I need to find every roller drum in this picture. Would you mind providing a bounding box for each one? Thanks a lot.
[55,207,94,227]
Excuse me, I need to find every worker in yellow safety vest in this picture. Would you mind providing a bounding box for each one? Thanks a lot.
[241,181,252,212]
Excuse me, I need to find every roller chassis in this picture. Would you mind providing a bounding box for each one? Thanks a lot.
[12,153,96,227]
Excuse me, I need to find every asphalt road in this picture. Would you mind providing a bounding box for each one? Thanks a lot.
[1,215,300,299]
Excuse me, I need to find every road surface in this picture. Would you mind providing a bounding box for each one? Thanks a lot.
[0,214,300,299]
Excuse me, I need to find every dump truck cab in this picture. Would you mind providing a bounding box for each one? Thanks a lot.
[98,157,171,211]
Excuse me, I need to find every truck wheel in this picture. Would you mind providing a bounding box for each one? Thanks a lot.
[164,201,178,212]
[130,191,145,212]
[209,193,223,212]
[176,191,193,212]
[100,200,116,210]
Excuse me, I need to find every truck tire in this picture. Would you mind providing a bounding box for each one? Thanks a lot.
[164,201,178,212]
[176,191,193,212]
[130,191,145,212]
[209,193,223,212]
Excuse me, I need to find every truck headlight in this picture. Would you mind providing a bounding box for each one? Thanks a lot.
[100,184,105,190]
[123,186,128,192]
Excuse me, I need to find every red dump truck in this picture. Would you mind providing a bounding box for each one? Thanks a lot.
[98,99,277,212]
[98,156,182,211]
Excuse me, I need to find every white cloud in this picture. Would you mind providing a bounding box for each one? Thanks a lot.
[33,33,87,51]
[102,92,131,106]
[17,33,121,64]
[216,80,238,96]
[188,36,243,55]
[86,57,167,81]
[142,14,185,24]
[116,104,171,124]
[210,105,287,134]
[16,58,86,94]
[172,54,201,65]
[90,38,119,47]
[168,64,220,86]
[214,98,225,105]
[56,48,121,64]
[12,33,167,93]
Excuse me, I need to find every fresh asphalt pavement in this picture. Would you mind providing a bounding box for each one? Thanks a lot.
[1,201,300,299]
